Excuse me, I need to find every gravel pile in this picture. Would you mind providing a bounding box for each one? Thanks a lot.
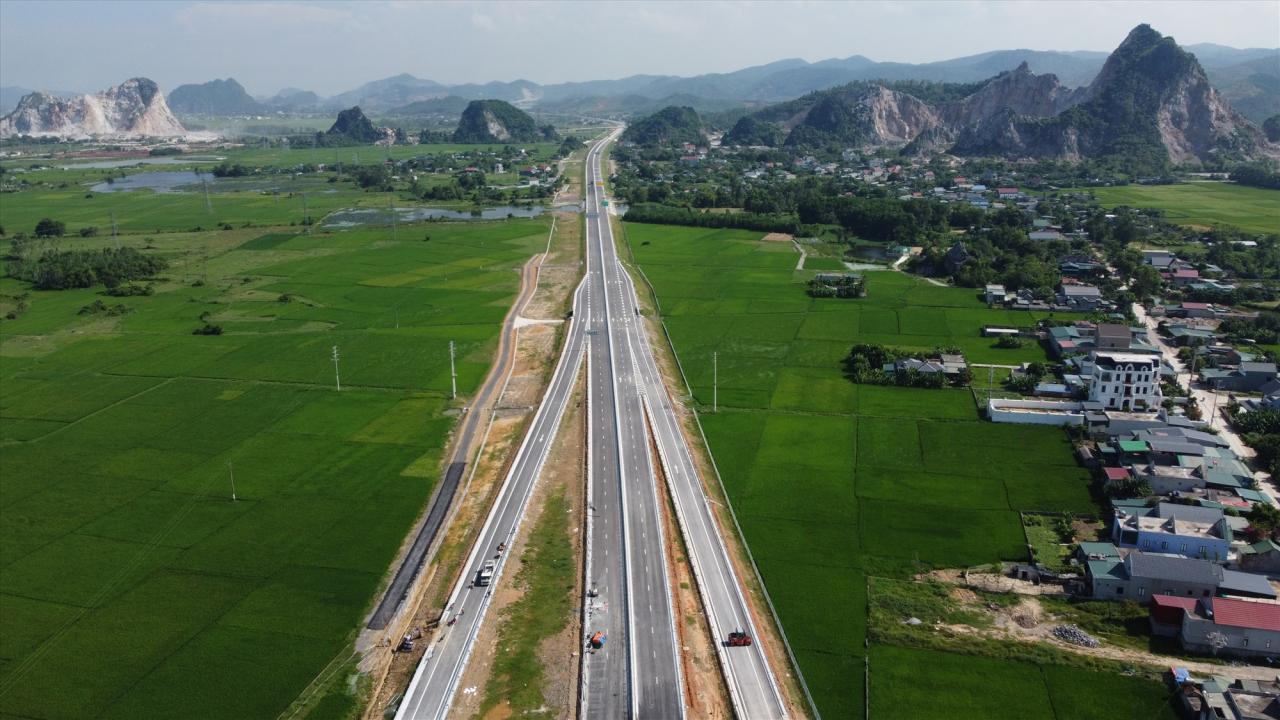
[1052,624,1099,648]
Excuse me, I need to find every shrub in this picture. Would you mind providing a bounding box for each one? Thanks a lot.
[34,218,65,238]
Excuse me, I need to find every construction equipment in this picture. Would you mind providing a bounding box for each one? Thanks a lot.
[589,631,607,649]
[397,634,415,652]
[727,630,752,647]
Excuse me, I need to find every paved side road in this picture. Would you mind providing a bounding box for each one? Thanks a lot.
[394,254,588,719]
[1133,302,1280,506]
[369,256,543,630]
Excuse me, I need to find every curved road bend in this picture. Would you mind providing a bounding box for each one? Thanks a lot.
[369,254,545,630]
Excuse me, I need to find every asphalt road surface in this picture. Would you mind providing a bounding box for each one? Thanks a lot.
[396,129,781,719]
[580,132,684,719]
[606,210,791,718]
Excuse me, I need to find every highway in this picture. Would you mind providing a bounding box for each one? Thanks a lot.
[580,132,684,719]
[396,129,781,719]
[597,152,790,717]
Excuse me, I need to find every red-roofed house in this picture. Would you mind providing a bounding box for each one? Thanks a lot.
[1177,302,1216,319]
[1150,594,1198,636]
[1171,268,1201,288]
[1102,466,1133,488]
[997,187,1020,198]
[1181,596,1280,658]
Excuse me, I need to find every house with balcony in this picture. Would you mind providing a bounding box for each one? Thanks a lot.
[1090,352,1162,412]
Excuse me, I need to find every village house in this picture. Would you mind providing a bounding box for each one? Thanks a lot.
[1202,362,1280,392]
[1088,550,1222,600]
[1237,539,1280,575]
[1111,502,1232,561]
[1056,283,1103,312]
[1180,596,1280,659]
[1091,351,1162,412]
[1177,675,1280,720]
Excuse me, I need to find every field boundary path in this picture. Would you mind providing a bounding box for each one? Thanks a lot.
[367,248,546,630]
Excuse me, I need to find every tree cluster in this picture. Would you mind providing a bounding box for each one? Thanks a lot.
[9,247,167,290]
[844,342,970,388]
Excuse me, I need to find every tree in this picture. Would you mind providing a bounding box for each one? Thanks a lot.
[34,218,65,238]
[1247,501,1280,539]
[1128,265,1162,300]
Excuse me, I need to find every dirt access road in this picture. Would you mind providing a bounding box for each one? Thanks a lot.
[1132,302,1280,506]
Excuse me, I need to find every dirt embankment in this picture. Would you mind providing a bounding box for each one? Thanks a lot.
[929,570,1280,682]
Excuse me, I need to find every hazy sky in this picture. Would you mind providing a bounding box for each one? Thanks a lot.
[2,0,1277,96]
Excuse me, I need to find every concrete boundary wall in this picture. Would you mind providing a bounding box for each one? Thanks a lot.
[987,398,1086,426]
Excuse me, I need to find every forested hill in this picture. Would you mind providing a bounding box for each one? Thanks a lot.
[451,100,558,143]
[620,106,706,147]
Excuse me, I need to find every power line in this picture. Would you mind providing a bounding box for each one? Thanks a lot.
[449,340,457,399]
[332,345,341,391]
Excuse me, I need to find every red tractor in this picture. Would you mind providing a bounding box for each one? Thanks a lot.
[727,630,752,647]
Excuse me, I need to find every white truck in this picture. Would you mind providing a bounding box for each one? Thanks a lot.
[475,559,496,587]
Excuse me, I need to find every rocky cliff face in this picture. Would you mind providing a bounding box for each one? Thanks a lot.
[943,62,1088,127]
[953,25,1273,166]
[452,99,555,143]
[0,78,186,138]
[326,106,382,143]
[784,85,944,146]
[726,25,1275,168]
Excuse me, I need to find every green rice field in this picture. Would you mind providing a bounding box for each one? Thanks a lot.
[0,218,551,718]
[1087,181,1280,235]
[622,223,1160,719]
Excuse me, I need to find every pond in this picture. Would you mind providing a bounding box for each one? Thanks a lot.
[90,171,209,193]
[323,205,546,228]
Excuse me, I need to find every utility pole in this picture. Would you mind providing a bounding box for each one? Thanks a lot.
[332,345,341,391]
[302,193,310,234]
[449,341,457,399]
[390,195,397,242]
[110,211,119,248]
[202,179,213,214]
[713,351,718,413]
[227,461,237,501]
[988,365,995,406]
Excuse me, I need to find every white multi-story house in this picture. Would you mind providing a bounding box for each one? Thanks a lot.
[1090,351,1162,411]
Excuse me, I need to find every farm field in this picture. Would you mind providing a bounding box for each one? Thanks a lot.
[623,223,1116,718]
[868,646,1175,720]
[1087,181,1280,235]
[0,140,563,235]
[0,218,551,718]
